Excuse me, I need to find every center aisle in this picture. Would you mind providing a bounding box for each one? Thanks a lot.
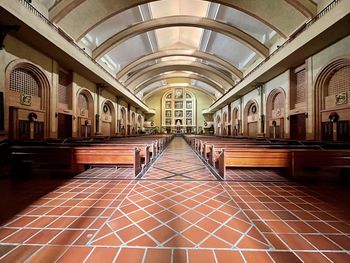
[142,136,216,180]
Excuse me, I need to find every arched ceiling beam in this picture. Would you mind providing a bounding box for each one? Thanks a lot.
[117,49,243,80]
[50,0,308,39]
[134,72,225,94]
[143,83,217,101]
[125,60,236,90]
[92,16,269,60]
[284,0,317,18]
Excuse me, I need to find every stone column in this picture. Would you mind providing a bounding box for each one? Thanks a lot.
[95,84,105,135]
[257,84,265,136]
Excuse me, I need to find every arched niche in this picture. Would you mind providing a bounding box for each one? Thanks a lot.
[266,88,286,138]
[162,88,196,134]
[76,89,94,138]
[244,100,259,137]
[314,56,350,141]
[101,100,115,136]
[5,59,51,140]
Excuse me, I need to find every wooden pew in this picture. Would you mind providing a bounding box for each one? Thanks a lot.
[291,149,350,177]
[10,145,142,176]
[72,146,142,175]
[217,148,293,178]
[216,147,350,179]
[208,144,320,166]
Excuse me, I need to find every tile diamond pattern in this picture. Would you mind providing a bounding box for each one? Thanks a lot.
[142,137,216,180]
[0,137,350,263]
[90,181,271,249]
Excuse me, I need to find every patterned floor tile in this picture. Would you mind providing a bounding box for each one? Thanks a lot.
[0,137,350,263]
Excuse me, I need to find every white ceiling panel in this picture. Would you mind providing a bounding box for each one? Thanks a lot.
[150,0,209,18]
[206,32,256,70]
[216,6,276,46]
[103,33,153,72]
[81,6,144,49]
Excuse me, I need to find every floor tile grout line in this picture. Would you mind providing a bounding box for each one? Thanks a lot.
[87,181,139,246]
[220,182,276,250]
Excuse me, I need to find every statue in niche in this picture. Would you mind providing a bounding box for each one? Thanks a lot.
[175,89,183,99]
[176,119,182,126]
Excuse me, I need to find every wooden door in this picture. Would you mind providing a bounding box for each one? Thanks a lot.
[290,114,306,140]
[321,122,333,141]
[57,113,72,139]
[101,121,111,136]
[18,120,30,140]
[248,122,258,137]
[337,121,350,141]
[34,122,44,140]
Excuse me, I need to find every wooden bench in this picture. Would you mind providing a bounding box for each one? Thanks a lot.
[72,146,142,175]
[216,147,350,179]
[10,145,142,176]
[217,148,293,178]
[208,144,320,166]
[291,149,350,177]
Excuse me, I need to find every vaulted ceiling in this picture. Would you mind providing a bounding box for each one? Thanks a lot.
[38,0,322,101]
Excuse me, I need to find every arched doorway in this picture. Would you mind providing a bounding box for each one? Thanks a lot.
[5,59,50,140]
[101,100,115,136]
[244,100,258,137]
[266,88,286,138]
[315,57,350,141]
[120,107,126,136]
[232,107,239,136]
[77,90,94,138]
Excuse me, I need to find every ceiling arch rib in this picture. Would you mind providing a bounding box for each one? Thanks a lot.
[134,72,225,94]
[50,0,309,40]
[117,49,243,81]
[125,61,235,91]
[92,16,269,60]
[143,83,217,101]
[284,0,317,18]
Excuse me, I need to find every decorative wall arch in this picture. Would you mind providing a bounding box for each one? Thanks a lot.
[76,88,94,137]
[162,88,196,133]
[266,88,286,138]
[244,100,259,137]
[101,99,116,136]
[5,59,51,140]
[314,56,350,141]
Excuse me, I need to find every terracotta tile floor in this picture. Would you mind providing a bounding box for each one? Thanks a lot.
[0,137,349,262]
[74,167,134,180]
[142,137,217,180]
[225,168,289,182]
